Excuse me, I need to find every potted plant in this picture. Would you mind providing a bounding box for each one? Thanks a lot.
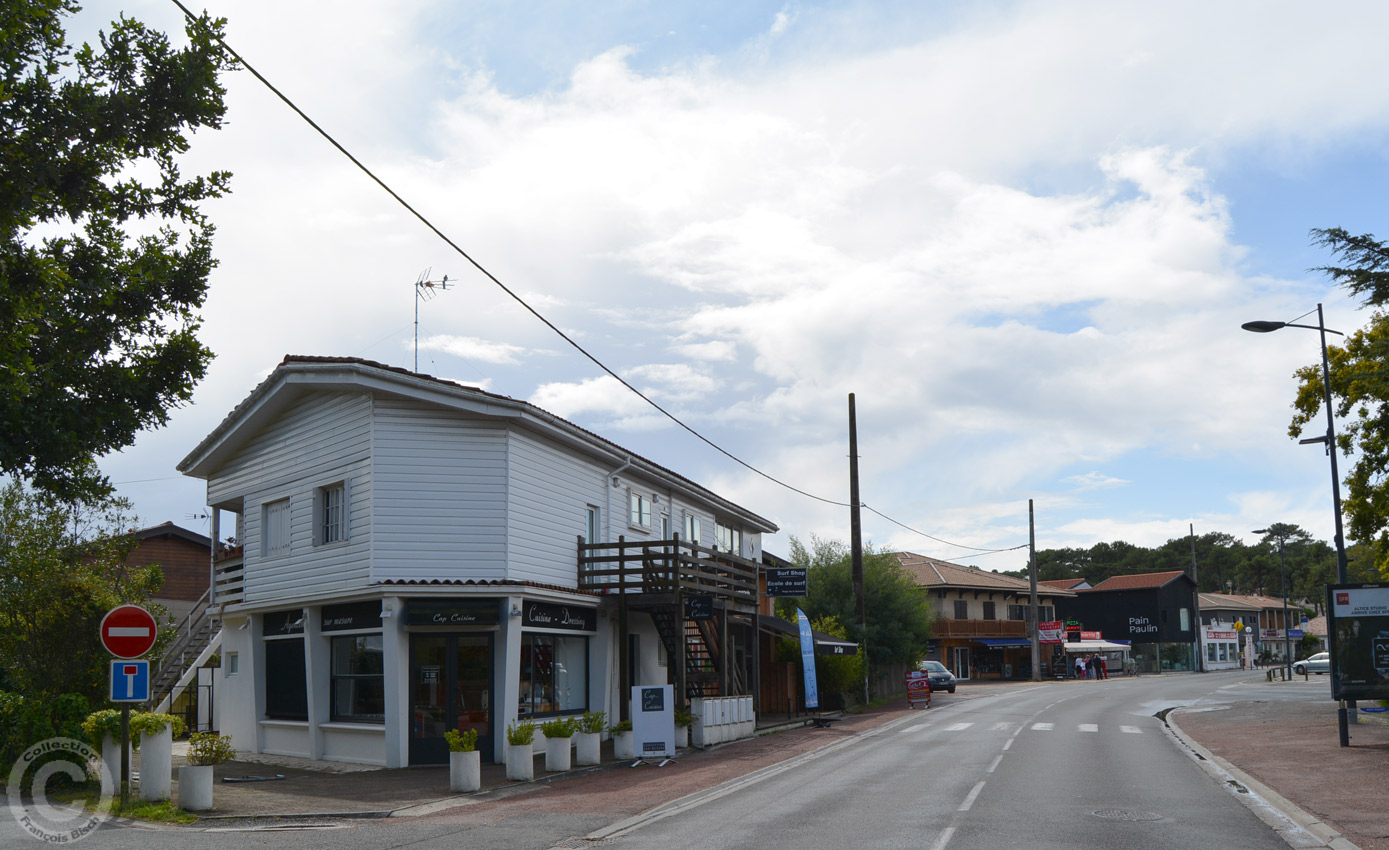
[179,732,235,811]
[610,719,634,759]
[444,728,480,792]
[132,712,183,802]
[574,711,605,766]
[540,718,575,771]
[505,720,536,781]
[674,708,694,748]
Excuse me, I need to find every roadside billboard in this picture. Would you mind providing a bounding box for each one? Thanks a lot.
[1327,583,1389,701]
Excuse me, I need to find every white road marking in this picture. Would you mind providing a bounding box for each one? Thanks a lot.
[945,722,973,731]
[1121,725,1142,734]
[987,754,1003,773]
[1031,722,1054,731]
[1002,738,1013,751]
[959,781,986,811]
[928,827,956,850]
[990,722,1015,731]
[1077,723,1098,733]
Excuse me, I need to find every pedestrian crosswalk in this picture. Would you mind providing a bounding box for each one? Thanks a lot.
[900,721,1147,736]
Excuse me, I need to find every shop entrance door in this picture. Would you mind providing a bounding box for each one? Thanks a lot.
[953,646,971,680]
[410,634,493,764]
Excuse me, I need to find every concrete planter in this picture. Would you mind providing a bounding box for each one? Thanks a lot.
[505,743,534,781]
[449,750,481,792]
[178,764,215,811]
[574,731,601,766]
[99,735,130,796]
[138,725,172,802]
[544,736,572,772]
[612,730,634,760]
[674,725,690,748]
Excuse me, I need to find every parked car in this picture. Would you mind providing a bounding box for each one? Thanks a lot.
[919,660,957,693]
[1293,652,1330,675]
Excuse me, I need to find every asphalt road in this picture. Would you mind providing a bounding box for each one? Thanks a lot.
[0,672,1325,850]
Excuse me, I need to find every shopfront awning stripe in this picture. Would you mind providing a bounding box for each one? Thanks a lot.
[973,638,1032,647]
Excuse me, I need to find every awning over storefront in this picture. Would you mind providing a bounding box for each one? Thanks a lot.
[973,638,1032,648]
[758,614,860,655]
[1061,639,1132,653]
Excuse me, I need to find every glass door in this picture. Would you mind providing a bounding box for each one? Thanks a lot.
[410,633,493,764]
[952,646,971,681]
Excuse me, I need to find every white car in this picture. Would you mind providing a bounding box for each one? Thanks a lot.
[1293,652,1330,675]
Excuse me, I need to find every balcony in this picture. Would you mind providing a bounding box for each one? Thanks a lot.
[578,536,758,609]
[932,619,1027,638]
[213,544,244,606]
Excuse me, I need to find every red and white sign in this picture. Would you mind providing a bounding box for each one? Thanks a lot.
[906,670,932,708]
[1038,621,1064,643]
[99,605,157,659]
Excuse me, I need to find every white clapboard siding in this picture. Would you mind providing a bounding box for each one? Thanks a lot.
[209,392,374,603]
[505,429,617,587]
[371,398,509,583]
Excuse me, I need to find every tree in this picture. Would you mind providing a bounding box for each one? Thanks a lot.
[1287,228,1389,580]
[777,536,933,668]
[0,0,234,499]
[0,480,169,705]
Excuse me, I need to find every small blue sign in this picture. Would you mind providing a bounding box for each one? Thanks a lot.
[1288,629,1304,639]
[110,660,150,703]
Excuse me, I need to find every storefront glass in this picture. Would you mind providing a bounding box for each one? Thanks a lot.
[331,634,385,722]
[520,633,587,716]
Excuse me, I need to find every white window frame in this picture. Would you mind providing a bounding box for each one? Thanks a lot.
[226,651,240,676]
[585,505,601,545]
[262,498,291,557]
[715,522,742,555]
[628,490,652,530]
[684,513,702,544]
[315,481,347,546]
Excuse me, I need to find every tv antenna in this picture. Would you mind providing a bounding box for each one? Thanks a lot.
[414,268,453,372]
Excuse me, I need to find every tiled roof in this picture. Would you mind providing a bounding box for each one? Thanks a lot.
[891,552,1076,596]
[1198,592,1263,611]
[1084,570,1189,592]
[1040,578,1088,591]
[1201,592,1291,610]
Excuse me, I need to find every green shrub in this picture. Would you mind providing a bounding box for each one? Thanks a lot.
[444,728,478,752]
[0,692,90,792]
[608,719,632,733]
[540,717,575,738]
[186,732,236,766]
[674,708,694,728]
[577,710,606,734]
[81,709,184,749]
[506,720,535,746]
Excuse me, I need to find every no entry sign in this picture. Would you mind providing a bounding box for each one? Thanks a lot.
[99,605,157,659]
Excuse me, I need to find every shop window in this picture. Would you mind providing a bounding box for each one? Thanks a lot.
[1207,643,1218,662]
[953,599,968,619]
[519,634,588,717]
[331,634,385,723]
[265,639,307,720]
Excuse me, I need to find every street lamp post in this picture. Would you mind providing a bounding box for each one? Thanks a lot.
[1241,304,1348,584]
[1253,528,1294,680]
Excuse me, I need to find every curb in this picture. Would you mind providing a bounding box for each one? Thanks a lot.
[1166,707,1362,850]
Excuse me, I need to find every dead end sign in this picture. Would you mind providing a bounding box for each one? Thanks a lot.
[100,605,157,658]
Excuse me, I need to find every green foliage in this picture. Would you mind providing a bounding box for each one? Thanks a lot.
[540,717,576,738]
[673,709,693,728]
[185,731,235,765]
[0,691,88,771]
[810,616,867,709]
[608,719,632,733]
[444,728,478,752]
[0,0,235,499]
[577,710,607,734]
[778,536,933,667]
[0,481,171,705]
[505,720,535,746]
[80,709,184,749]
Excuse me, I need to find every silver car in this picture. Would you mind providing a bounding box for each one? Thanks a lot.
[1293,652,1330,675]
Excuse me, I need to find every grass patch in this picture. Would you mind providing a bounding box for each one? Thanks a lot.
[47,782,197,824]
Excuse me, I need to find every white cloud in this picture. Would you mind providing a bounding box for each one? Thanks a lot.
[418,334,527,365]
[1063,473,1129,493]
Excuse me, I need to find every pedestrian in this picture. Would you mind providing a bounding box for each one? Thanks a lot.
[1097,654,1107,679]
[1075,655,1085,679]
[1087,655,1097,679]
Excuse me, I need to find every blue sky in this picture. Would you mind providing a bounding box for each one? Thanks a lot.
[89,0,1389,568]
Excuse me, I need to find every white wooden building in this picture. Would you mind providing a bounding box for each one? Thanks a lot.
[178,356,777,767]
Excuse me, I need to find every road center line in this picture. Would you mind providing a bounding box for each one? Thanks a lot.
[959,781,986,811]
[928,826,956,850]
[987,754,1003,773]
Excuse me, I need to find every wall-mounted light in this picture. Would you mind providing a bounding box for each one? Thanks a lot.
[612,477,621,487]
[236,620,249,631]
[510,603,523,618]
[380,604,393,619]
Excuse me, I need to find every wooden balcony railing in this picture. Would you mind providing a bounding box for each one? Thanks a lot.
[932,619,1027,638]
[578,535,757,605]
[213,551,244,606]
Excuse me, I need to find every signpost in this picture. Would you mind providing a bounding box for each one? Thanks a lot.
[99,605,157,808]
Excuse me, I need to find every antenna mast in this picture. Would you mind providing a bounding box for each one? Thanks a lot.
[414,268,453,372]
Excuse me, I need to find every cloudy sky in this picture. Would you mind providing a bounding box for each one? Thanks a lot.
[86,0,1389,568]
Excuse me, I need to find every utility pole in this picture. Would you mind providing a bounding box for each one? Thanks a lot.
[848,394,867,704]
[1029,499,1040,682]
[1189,523,1202,672]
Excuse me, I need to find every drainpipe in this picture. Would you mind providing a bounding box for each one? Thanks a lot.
[605,457,633,539]
[604,457,632,721]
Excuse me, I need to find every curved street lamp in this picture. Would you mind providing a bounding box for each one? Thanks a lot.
[1241,304,1349,584]
[1252,527,1294,679]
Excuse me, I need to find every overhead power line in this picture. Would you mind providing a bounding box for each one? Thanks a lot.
[166,0,1016,556]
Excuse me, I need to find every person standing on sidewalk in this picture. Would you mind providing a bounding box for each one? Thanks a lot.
[1075,655,1086,679]
[1097,654,1108,679]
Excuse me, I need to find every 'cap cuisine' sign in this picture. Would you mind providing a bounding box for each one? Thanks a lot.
[522,601,596,632]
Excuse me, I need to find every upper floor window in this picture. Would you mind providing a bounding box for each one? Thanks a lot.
[584,505,601,545]
[953,599,968,619]
[316,482,346,545]
[684,514,702,544]
[715,522,742,555]
[982,601,996,620]
[629,491,651,529]
[263,498,290,557]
